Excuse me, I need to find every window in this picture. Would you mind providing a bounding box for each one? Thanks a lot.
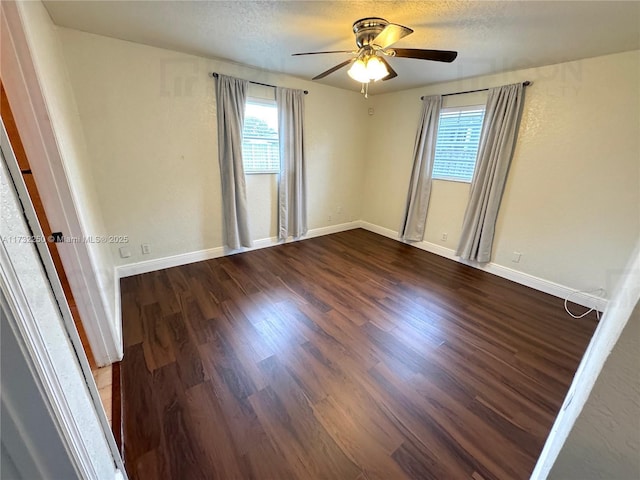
[433,106,485,182]
[242,100,280,174]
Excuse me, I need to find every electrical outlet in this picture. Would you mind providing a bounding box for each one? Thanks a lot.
[512,251,522,263]
[441,233,448,241]
[141,244,151,255]
[119,247,131,259]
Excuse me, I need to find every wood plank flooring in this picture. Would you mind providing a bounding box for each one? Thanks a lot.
[91,362,122,451]
[120,229,597,480]
[92,364,113,425]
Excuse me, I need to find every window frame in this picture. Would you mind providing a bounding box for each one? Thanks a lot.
[242,97,280,175]
[432,104,486,184]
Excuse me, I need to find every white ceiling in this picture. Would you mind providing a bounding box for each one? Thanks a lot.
[43,1,640,95]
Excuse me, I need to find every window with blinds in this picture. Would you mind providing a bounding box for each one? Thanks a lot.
[433,106,485,182]
[242,100,280,174]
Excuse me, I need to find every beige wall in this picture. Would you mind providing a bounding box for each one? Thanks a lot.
[549,300,640,479]
[363,51,640,294]
[57,27,368,266]
[56,22,639,297]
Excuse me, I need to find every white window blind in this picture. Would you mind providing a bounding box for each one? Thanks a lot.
[242,100,280,174]
[433,106,485,182]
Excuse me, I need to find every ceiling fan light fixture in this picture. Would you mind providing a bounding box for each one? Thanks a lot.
[347,58,370,83]
[347,55,389,83]
[366,56,388,81]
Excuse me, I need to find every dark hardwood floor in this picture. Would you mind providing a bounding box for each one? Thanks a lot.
[120,229,597,480]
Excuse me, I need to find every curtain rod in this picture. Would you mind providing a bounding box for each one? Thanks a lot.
[210,72,308,95]
[420,80,531,100]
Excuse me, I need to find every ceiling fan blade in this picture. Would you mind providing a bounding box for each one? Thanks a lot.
[292,50,354,56]
[392,48,458,62]
[372,23,413,49]
[379,57,398,81]
[312,59,355,80]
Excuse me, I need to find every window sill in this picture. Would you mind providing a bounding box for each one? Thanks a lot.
[432,177,472,184]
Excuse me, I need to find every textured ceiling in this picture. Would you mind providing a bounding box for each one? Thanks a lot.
[43,1,640,95]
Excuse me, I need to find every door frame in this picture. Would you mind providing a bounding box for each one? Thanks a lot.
[1,121,127,478]
[0,0,121,365]
[530,244,640,478]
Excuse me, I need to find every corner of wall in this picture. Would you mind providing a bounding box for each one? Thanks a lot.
[531,242,640,479]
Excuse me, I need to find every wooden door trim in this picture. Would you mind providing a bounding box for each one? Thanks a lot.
[1,0,121,364]
[1,80,97,367]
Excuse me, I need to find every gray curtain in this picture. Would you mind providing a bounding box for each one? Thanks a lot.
[276,87,307,240]
[456,83,525,262]
[215,74,252,249]
[400,95,442,242]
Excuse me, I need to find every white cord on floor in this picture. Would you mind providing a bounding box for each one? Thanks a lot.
[564,288,606,320]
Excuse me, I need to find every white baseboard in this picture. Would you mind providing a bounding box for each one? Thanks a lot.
[359,221,608,312]
[116,245,226,278]
[116,219,607,312]
[112,269,123,360]
[116,221,360,278]
[300,221,362,239]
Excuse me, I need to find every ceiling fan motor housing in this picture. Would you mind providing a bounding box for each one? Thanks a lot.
[352,17,389,48]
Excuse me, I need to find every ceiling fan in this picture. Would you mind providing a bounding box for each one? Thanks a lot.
[292,17,457,95]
